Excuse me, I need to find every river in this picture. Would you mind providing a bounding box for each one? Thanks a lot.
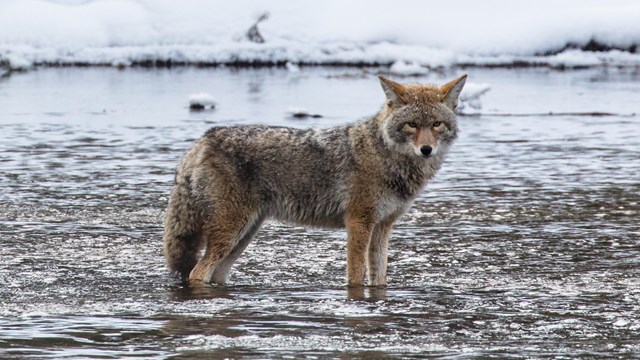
[0,66,639,358]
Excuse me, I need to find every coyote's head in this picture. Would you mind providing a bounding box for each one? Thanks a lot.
[378,74,466,158]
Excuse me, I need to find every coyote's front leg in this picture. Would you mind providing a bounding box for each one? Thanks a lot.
[368,217,396,286]
[345,213,375,286]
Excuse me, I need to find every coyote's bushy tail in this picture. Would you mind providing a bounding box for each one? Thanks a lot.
[163,171,202,280]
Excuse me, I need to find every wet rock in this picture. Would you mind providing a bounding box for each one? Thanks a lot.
[286,107,322,119]
[188,93,216,111]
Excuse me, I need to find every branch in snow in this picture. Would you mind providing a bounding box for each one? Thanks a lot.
[246,12,269,44]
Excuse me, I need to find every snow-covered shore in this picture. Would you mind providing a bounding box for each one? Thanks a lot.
[1,0,639,70]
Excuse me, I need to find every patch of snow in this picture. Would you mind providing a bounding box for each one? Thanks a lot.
[1,52,32,70]
[388,60,429,76]
[285,61,300,73]
[459,82,491,113]
[188,93,216,110]
[0,0,639,68]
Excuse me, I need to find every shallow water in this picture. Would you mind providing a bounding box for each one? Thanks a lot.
[0,67,639,358]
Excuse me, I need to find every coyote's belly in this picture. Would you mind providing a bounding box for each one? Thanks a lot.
[268,185,350,229]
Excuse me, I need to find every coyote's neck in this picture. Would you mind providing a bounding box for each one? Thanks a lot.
[371,106,400,152]
[374,104,392,123]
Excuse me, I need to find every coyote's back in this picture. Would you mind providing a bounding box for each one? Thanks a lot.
[163,74,466,286]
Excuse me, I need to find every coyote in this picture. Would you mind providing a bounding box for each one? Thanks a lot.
[163,74,467,286]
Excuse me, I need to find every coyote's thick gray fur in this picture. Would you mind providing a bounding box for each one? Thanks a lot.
[163,74,467,286]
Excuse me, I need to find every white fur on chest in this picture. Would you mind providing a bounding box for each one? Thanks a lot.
[376,192,411,221]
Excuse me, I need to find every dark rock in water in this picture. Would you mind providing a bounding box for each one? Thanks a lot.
[189,103,207,111]
[188,93,216,111]
[288,110,323,119]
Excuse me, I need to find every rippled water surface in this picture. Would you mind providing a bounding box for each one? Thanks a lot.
[1,67,639,358]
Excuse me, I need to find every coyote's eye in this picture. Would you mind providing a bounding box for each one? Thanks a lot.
[432,121,442,128]
[407,122,417,128]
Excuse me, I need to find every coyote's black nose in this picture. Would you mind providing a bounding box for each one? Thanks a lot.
[420,145,432,156]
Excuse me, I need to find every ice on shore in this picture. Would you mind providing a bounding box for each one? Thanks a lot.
[285,62,301,73]
[458,83,492,113]
[1,0,639,69]
[388,61,429,76]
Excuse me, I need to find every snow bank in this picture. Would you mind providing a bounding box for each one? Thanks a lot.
[1,0,639,69]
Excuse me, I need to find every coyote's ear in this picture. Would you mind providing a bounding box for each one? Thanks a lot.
[379,75,406,106]
[441,74,467,111]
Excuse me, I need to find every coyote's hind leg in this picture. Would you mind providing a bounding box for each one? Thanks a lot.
[210,215,265,284]
[189,211,260,285]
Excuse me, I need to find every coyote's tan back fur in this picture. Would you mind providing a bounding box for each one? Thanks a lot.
[163,74,467,286]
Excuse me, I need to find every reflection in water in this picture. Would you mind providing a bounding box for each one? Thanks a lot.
[168,282,237,302]
[346,286,387,301]
[0,67,639,358]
